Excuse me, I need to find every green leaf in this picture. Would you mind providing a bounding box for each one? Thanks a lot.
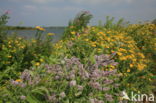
[26,95,40,103]
[31,86,50,96]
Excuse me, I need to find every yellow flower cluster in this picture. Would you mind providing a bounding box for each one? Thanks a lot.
[4,37,26,51]
[125,23,156,54]
[56,26,151,72]
[88,28,148,71]
[0,37,27,65]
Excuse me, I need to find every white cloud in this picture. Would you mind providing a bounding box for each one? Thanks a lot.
[69,0,136,5]
[21,4,82,16]
[24,5,37,11]
[31,0,57,3]
[9,0,136,4]
[38,6,82,13]
[9,0,60,3]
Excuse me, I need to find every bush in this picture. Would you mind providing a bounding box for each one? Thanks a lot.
[0,54,123,102]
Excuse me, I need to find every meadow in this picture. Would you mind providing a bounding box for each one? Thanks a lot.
[0,11,156,103]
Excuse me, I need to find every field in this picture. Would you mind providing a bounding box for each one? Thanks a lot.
[0,11,156,103]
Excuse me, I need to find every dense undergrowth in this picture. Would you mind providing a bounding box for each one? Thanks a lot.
[0,11,156,103]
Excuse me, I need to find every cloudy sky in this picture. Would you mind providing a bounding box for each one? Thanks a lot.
[0,0,156,26]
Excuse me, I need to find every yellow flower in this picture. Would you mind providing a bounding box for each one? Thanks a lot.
[35,26,40,29]
[106,38,111,41]
[35,26,45,31]
[8,41,11,44]
[32,40,36,43]
[119,48,127,52]
[97,48,102,51]
[70,26,74,28]
[137,64,145,70]
[71,38,75,40]
[39,27,45,31]
[117,52,122,56]
[15,40,19,44]
[105,45,109,48]
[47,33,55,36]
[149,78,152,81]
[130,64,134,68]
[98,32,106,36]
[110,65,115,69]
[40,59,44,62]
[15,79,22,82]
[7,55,12,58]
[35,62,40,66]
[119,56,127,60]
[97,48,102,53]
[71,31,76,35]
[20,46,25,49]
[84,39,89,42]
[127,69,131,72]
[8,45,12,48]
[138,53,145,59]
[91,44,96,47]
[109,68,114,71]
[18,37,22,40]
[132,59,137,62]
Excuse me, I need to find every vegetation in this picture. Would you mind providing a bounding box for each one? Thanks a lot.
[0,11,155,103]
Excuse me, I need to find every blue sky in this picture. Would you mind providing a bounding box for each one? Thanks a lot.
[0,0,156,26]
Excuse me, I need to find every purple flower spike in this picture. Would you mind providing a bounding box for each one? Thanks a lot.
[20,95,26,100]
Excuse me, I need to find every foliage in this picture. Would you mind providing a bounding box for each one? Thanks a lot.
[0,12,9,48]
[63,11,93,38]
[0,13,54,84]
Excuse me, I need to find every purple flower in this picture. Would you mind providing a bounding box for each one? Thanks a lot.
[103,79,113,84]
[69,80,76,87]
[90,98,104,103]
[69,74,75,79]
[19,83,26,88]
[105,94,113,102]
[102,87,110,91]
[91,69,102,79]
[77,85,84,91]
[5,10,11,14]
[60,92,66,98]
[55,75,60,80]
[20,95,26,100]
[111,62,118,66]
[90,82,101,90]
[114,84,120,88]
[10,80,19,86]
[48,94,56,102]
[20,70,31,81]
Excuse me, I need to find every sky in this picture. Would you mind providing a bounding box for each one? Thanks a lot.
[0,0,156,26]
